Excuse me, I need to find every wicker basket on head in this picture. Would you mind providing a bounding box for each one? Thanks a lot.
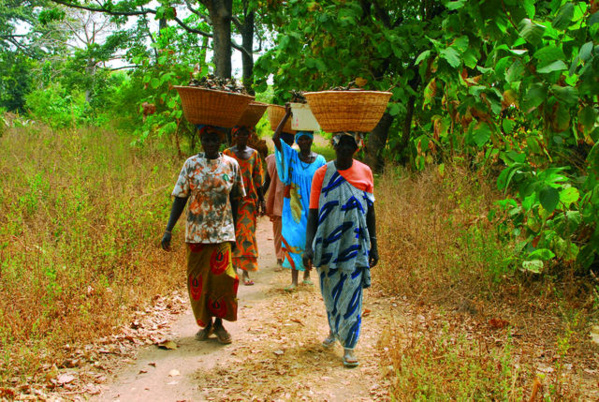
[303,90,392,132]
[174,86,255,128]
[267,105,296,134]
[237,102,268,128]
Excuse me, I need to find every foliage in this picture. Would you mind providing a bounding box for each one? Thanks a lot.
[0,124,183,384]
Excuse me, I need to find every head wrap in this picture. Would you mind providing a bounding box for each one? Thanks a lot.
[295,131,314,143]
[231,125,253,139]
[197,124,227,140]
[332,131,365,152]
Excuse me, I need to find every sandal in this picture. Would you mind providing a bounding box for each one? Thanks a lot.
[195,326,213,341]
[322,336,336,349]
[302,279,314,286]
[284,284,297,292]
[244,279,254,286]
[342,354,359,368]
[213,326,232,344]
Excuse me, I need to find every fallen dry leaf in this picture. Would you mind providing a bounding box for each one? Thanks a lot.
[168,369,181,377]
[157,340,178,350]
[363,308,372,317]
[56,373,75,385]
[488,318,509,329]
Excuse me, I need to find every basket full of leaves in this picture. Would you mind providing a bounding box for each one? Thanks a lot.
[237,102,268,128]
[174,75,254,127]
[303,90,392,132]
[267,104,296,134]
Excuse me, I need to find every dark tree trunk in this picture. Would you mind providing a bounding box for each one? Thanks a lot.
[240,10,255,94]
[364,112,394,173]
[203,0,233,78]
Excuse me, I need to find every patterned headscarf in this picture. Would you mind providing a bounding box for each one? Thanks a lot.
[295,131,314,143]
[231,125,254,139]
[332,131,365,151]
[197,124,227,140]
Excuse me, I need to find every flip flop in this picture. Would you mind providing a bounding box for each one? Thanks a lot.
[302,279,314,286]
[244,280,255,286]
[342,355,359,368]
[322,336,336,349]
[214,327,232,344]
[195,327,213,341]
[284,284,297,292]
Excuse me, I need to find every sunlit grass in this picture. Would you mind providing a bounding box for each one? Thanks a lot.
[0,124,186,383]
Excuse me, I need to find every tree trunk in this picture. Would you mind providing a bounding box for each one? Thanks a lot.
[240,10,255,94]
[364,112,394,173]
[395,95,416,165]
[204,0,233,78]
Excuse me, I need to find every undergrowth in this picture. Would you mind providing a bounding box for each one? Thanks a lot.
[0,124,187,385]
[374,165,597,400]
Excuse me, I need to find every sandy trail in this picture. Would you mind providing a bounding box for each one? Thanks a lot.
[95,216,391,401]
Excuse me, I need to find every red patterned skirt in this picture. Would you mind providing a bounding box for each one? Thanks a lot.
[186,242,239,327]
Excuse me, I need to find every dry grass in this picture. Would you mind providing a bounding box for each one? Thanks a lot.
[0,125,186,384]
[373,165,598,400]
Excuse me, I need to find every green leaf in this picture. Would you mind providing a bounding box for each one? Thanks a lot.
[519,19,546,46]
[559,187,580,208]
[473,123,491,147]
[551,85,578,106]
[579,41,594,62]
[553,3,575,30]
[452,36,469,53]
[528,249,556,261]
[440,47,461,68]
[389,103,401,116]
[415,50,431,65]
[462,49,478,69]
[506,60,525,83]
[446,0,466,10]
[533,46,565,62]
[523,0,536,18]
[502,119,516,134]
[522,259,543,273]
[539,186,560,212]
[537,60,567,74]
[589,11,599,26]
[522,84,547,112]
[579,106,597,132]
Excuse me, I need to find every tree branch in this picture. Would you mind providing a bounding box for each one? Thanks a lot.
[184,0,211,23]
[49,0,153,16]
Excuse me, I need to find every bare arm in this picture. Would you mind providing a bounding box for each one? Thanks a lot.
[161,196,189,251]
[302,208,319,269]
[367,205,379,267]
[272,104,292,152]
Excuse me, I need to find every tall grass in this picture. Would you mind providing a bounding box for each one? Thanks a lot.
[373,165,593,400]
[0,124,186,383]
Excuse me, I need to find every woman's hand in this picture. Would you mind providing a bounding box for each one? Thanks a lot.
[369,239,379,267]
[302,248,314,270]
[161,231,172,251]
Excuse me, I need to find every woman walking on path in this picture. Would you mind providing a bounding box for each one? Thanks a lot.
[162,125,246,344]
[303,132,379,367]
[223,126,266,286]
[273,105,326,290]
[263,132,295,271]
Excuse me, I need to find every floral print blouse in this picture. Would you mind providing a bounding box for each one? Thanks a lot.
[172,153,245,244]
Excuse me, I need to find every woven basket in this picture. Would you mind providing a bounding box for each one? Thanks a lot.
[174,86,254,127]
[267,105,296,134]
[237,102,268,128]
[303,90,392,132]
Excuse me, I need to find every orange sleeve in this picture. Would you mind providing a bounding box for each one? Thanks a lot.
[309,165,327,209]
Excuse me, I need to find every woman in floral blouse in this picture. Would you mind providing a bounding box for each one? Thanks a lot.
[162,125,246,344]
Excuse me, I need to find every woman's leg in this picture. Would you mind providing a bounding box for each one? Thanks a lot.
[213,317,232,344]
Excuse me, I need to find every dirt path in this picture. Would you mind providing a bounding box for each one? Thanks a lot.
[95,216,392,401]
